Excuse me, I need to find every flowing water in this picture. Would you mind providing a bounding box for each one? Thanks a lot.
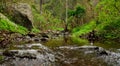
[0,36,120,66]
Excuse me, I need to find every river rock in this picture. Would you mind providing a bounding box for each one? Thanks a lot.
[27,32,36,38]
[99,50,108,55]
[58,46,99,50]
[10,33,23,38]
[2,43,55,62]
[5,3,34,30]
[40,33,49,38]
[40,37,49,41]
[58,46,109,56]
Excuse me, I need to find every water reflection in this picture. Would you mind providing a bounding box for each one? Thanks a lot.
[63,35,69,43]
[43,36,120,66]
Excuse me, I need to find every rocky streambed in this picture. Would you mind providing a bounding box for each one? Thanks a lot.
[0,43,55,66]
[0,31,120,66]
[0,30,70,48]
[0,42,120,66]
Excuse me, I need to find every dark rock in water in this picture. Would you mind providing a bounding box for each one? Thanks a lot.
[3,50,37,59]
[79,30,98,43]
[40,37,48,41]
[99,50,108,56]
[3,51,12,57]
[27,33,36,38]
[94,47,99,50]
[40,33,49,41]
[3,50,18,57]
[34,38,40,42]
[87,30,96,43]
[16,53,36,59]
[0,39,10,48]
[41,33,49,38]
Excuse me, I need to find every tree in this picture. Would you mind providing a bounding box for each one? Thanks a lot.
[75,5,85,25]
[40,0,43,14]
[64,0,68,32]
[68,5,85,27]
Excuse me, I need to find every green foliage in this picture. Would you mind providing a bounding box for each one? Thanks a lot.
[32,5,62,30]
[51,27,64,31]
[68,10,75,17]
[75,5,85,18]
[68,5,85,28]
[68,5,85,18]
[0,18,28,34]
[31,28,40,33]
[72,21,96,37]
[96,18,120,39]
[71,37,89,45]
[96,0,120,39]
[43,0,65,19]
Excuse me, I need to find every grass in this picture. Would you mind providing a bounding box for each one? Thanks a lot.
[0,18,28,34]
[51,27,64,31]
[72,20,96,37]
[71,36,89,45]
[72,19,120,40]
[31,28,40,33]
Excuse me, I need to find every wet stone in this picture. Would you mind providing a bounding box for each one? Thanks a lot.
[16,52,36,59]
[1,43,56,66]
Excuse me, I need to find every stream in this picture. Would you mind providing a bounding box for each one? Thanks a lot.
[0,36,120,66]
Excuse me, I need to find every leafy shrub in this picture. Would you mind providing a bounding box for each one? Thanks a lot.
[32,6,62,30]
[72,21,96,37]
[96,18,120,39]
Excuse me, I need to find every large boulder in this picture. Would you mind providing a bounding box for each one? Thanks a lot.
[6,3,34,30]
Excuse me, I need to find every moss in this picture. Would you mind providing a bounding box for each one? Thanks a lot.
[0,55,4,61]
[71,36,89,45]
[0,18,28,35]
[31,46,40,49]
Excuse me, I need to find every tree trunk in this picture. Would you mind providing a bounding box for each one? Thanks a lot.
[64,0,68,32]
[40,0,42,14]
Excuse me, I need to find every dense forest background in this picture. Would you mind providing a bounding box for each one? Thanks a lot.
[0,0,120,41]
